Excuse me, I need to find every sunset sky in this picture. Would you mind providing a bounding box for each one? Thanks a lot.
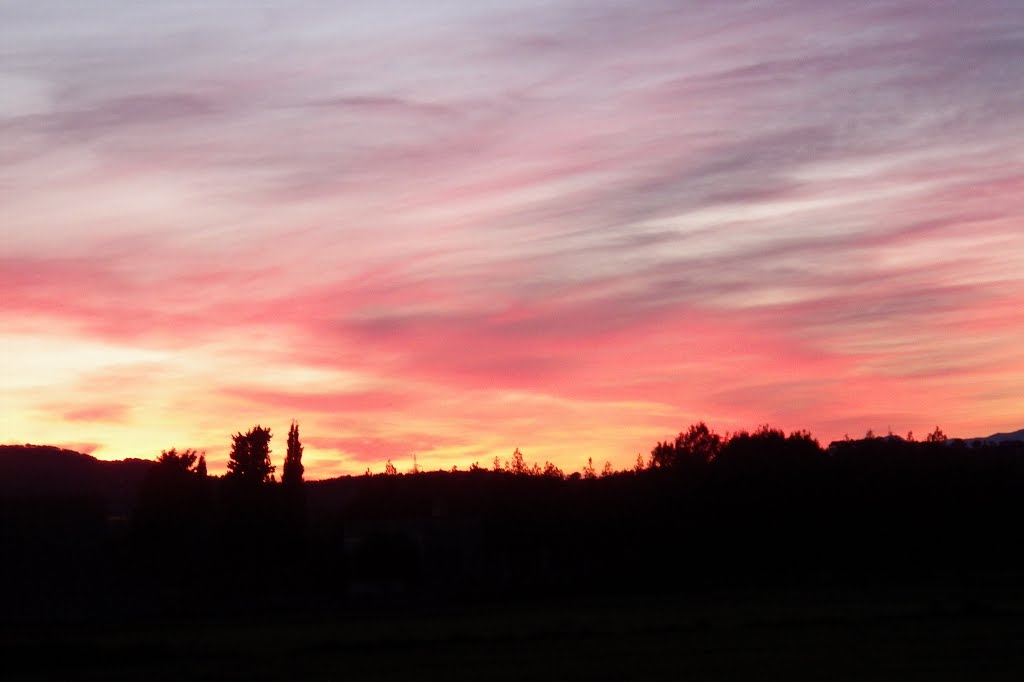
[3,1,1023,478]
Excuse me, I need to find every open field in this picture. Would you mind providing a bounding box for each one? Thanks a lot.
[5,588,1023,681]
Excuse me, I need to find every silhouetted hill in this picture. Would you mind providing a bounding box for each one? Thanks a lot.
[967,428,1024,444]
[0,444,154,515]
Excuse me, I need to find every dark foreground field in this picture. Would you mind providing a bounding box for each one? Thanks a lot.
[4,437,1023,679]
[4,586,1023,681]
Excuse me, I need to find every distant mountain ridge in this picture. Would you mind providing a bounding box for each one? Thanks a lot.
[0,444,154,514]
[964,428,1024,444]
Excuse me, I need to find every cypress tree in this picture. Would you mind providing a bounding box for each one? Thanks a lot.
[282,420,304,487]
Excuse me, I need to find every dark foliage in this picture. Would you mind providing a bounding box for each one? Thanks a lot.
[134,448,213,570]
[282,420,304,487]
[650,421,722,471]
[226,425,275,485]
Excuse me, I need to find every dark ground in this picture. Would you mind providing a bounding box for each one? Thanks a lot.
[3,586,1023,681]
[4,438,1023,680]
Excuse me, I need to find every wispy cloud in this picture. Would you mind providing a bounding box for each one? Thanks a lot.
[4,0,1023,474]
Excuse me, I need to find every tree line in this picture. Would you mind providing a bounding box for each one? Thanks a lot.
[157,420,304,485]
[372,422,957,481]
[154,419,958,484]
[3,418,1022,622]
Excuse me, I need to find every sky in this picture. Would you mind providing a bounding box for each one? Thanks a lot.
[2,1,1023,478]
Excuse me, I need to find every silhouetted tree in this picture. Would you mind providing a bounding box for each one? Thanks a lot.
[226,425,275,485]
[384,459,397,476]
[716,425,823,477]
[583,457,597,480]
[926,426,947,443]
[634,453,645,473]
[196,454,208,478]
[221,428,279,558]
[650,440,675,469]
[542,461,565,479]
[282,420,304,487]
[278,421,308,546]
[157,447,200,472]
[651,422,722,469]
[136,447,211,558]
[676,422,722,463]
[509,448,528,475]
[787,429,821,451]
[601,461,614,477]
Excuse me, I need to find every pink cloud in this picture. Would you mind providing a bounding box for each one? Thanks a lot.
[304,434,465,465]
[4,1,1023,477]
[223,387,420,415]
[60,403,130,423]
